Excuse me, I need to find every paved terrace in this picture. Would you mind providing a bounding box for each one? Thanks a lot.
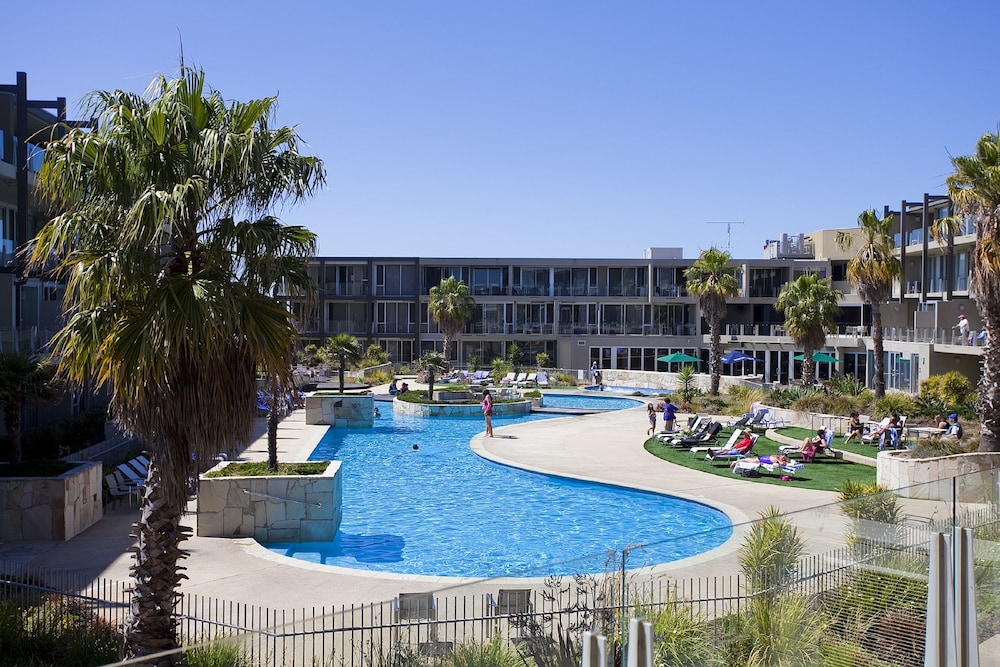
[4,389,879,610]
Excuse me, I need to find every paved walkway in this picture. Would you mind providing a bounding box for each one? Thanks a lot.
[3,391,849,609]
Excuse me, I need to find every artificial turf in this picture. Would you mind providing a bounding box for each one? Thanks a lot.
[643,427,876,492]
[777,426,881,459]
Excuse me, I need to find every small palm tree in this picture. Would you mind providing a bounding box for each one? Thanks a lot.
[323,334,363,392]
[837,209,901,399]
[418,351,448,399]
[684,247,740,395]
[0,352,63,467]
[932,131,1000,452]
[776,274,843,384]
[428,276,476,365]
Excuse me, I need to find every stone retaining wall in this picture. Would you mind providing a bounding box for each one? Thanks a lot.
[393,398,532,418]
[601,369,752,393]
[876,450,1000,501]
[304,393,374,428]
[197,461,342,542]
[0,461,103,541]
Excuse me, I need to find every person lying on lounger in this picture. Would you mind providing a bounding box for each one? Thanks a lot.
[730,454,790,470]
[706,429,754,460]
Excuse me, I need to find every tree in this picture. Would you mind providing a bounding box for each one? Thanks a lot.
[427,276,475,365]
[932,131,1000,452]
[776,274,842,385]
[418,350,448,399]
[323,334,363,392]
[683,247,739,395]
[0,352,63,467]
[836,209,901,399]
[29,69,324,663]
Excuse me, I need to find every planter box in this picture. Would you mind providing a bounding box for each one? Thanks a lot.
[394,398,532,418]
[877,450,1000,501]
[304,393,374,428]
[197,461,342,542]
[0,461,103,541]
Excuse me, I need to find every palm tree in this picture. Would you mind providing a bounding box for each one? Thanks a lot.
[683,247,739,395]
[776,274,843,385]
[427,276,475,365]
[418,350,448,399]
[932,131,1000,452]
[29,69,324,662]
[0,352,63,467]
[323,334,363,392]
[836,209,901,399]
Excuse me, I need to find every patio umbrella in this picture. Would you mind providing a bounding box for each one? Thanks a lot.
[656,352,701,364]
[720,350,760,364]
[793,351,839,363]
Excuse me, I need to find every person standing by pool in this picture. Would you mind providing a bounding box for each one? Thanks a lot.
[482,389,494,437]
[662,397,678,433]
[591,361,599,381]
[646,403,657,435]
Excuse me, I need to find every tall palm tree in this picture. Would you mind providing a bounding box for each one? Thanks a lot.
[932,131,1000,452]
[683,247,739,395]
[323,333,363,392]
[427,276,475,365]
[29,69,324,662]
[776,274,843,385]
[0,352,63,467]
[836,209,901,399]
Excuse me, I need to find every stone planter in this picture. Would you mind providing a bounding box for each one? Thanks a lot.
[0,461,103,541]
[877,450,1000,501]
[304,393,374,428]
[196,461,342,542]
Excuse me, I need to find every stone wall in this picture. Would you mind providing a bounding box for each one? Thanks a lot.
[393,397,532,418]
[600,369,751,393]
[304,393,374,428]
[876,450,1000,501]
[0,461,103,541]
[197,461,342,542]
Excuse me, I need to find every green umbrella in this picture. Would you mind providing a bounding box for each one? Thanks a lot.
[794,351,839,363]
[656,352,701,364]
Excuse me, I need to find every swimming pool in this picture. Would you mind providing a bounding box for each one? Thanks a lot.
[265,407,732,578]
[585,385,673,396]
[541,393,645,410]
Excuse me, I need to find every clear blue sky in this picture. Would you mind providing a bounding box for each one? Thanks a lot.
[7,1,1000,260]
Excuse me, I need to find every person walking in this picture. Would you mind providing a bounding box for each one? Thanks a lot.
[954,313,971,344]
[646,403,657,435]
[482,389,494,437]
[662,397,678,433]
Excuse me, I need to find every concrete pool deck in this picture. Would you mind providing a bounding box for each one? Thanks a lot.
[3,388,847,609]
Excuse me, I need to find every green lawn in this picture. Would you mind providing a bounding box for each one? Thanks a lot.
[644,428,876,492]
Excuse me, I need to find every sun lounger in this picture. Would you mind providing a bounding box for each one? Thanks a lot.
[732,457,804,478]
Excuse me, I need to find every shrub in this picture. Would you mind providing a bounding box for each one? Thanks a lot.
[825,373,868,397]
[910,436,979,459]
[727,385,766,414]
[919,371,977,419]
[535,352,551,368]
[186,639,254,667]
[790,392,866,417]
[873,392,917,418]
[467,355,480,372]
[364,369,394,387]
[554,372,576,386]
[441,636,522,667]
[19,408,109,460]
[490,358,512,383]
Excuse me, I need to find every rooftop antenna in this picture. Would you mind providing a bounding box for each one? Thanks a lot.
[706,221,744,251]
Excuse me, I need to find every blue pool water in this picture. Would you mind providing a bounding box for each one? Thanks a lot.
[542,394,645,410]
[265,405,732,578]
[585,385,673,396]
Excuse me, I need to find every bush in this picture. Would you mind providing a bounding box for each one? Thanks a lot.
[873,391,917,418]
[791,392,867,417]
[18,409,109,460]
[441,636,522,667]
[535,352,551,368]
[825,373,868,397]
[727,385,766,414]
[919,371,977,418]
[364,369,394,387]
[554,372,576,386]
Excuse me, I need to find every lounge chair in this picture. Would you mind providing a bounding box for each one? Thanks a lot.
[499,372,517,385]
[747,409,769,432]
[657,415,704,440]
[104,473,136,508]
[517,372,537,388]
[732,456,804,478]
[393,592,438,643]
[725,412,753,429]
[535,371,549,388]
[691,428,743,456]
[780,430,835,460]
[487,588,533,639]
[705,433,758,461]
[668,421,722,447]
[512,372,527,386]
[116,462,146,487]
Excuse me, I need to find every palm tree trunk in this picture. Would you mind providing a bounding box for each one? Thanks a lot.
[267,378,279,472]
[871,305,885,399]
[709,320,721,395]
[802,350,815,387]
[978,290,1000,452]
[338,356,346,392]
[124,459,189,665]
[4,401,22,467]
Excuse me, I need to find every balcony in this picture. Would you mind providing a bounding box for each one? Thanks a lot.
[520,323,553,335]
[654,284,687,298]
[374,323,416,335]
[558,323,599,335]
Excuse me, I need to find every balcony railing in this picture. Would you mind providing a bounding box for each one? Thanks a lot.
[374,323,416,334]
[323,283,368,297]
[881,326,987,347]
[654,284,688,298]
[328,319,369,333]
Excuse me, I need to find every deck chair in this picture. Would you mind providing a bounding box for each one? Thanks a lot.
[732,456,804,478]
[518,372,537,388]
[499,372,517,385]
[657,415,705,440]
[126,457,148,477]
[535,371,549,387]
[104,473,136,508]
[669,421,722,447]
[725,412,753,429]
[705,433,758,461]
[691,428,744,456]
[862,417,891,444]
[116,462,146,487]
[487,588,533,638]
[780,429,835,461]
[393,592,438,644]
[747,410,769,432]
